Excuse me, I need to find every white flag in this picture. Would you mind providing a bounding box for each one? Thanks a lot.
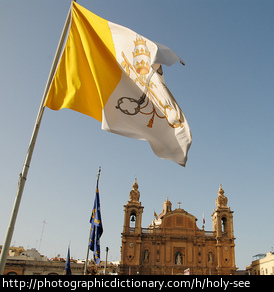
[45,2,192,166]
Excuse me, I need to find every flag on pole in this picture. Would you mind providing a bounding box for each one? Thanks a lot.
[64,246,72,275]
[44,2,192,166]
[89,172,103,265]
[203,212,205,225]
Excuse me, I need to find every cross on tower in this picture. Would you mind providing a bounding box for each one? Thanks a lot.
[177,201,182,209]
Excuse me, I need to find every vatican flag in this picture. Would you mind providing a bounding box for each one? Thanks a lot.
[44,2,192,166]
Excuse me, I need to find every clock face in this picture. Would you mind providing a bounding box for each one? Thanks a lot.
[129,242,134,247]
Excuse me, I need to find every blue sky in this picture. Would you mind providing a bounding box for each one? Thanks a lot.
[0,0,273,270]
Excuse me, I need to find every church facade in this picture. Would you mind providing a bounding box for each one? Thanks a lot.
[120,180,236,275]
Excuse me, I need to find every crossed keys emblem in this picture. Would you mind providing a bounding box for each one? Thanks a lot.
[116,52,184,129]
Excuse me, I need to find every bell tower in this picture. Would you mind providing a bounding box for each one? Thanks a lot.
[212,185,237,275]
[122,178,143,234]
[120,179,144,274]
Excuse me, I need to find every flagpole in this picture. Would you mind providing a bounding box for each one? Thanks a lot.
[104,247,109,275]
[0,3,73,275]
[84,167,101,275]
[64,243,71,275]
[84,227,92,275]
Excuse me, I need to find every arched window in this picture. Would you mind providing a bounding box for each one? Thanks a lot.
[7,272,17,275]
[221,217,227,235]
[129,212,136,229]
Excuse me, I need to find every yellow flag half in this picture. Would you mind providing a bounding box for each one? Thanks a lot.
[44,2,192,166]
[44,3,121,121]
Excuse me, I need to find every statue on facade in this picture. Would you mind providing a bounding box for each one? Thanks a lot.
[175,253,182,265]
[129,178,140,202]
[215,184,228,208]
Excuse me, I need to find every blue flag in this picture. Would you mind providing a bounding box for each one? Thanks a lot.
[89,172,103,266]
[64,246,71,275]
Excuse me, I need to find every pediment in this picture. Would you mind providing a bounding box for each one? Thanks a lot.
[162,209,198,230]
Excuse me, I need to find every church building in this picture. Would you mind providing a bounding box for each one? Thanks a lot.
[120,180,236,275]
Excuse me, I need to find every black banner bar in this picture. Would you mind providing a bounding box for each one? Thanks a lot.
[1,275,273,291]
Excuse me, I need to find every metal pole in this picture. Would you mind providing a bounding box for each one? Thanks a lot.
[0,3,72,275]
[104,247,109,275]
[84,227,92,275]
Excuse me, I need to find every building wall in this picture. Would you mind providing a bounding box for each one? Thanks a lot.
[4,259,84,275]
[247,252,274,275]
